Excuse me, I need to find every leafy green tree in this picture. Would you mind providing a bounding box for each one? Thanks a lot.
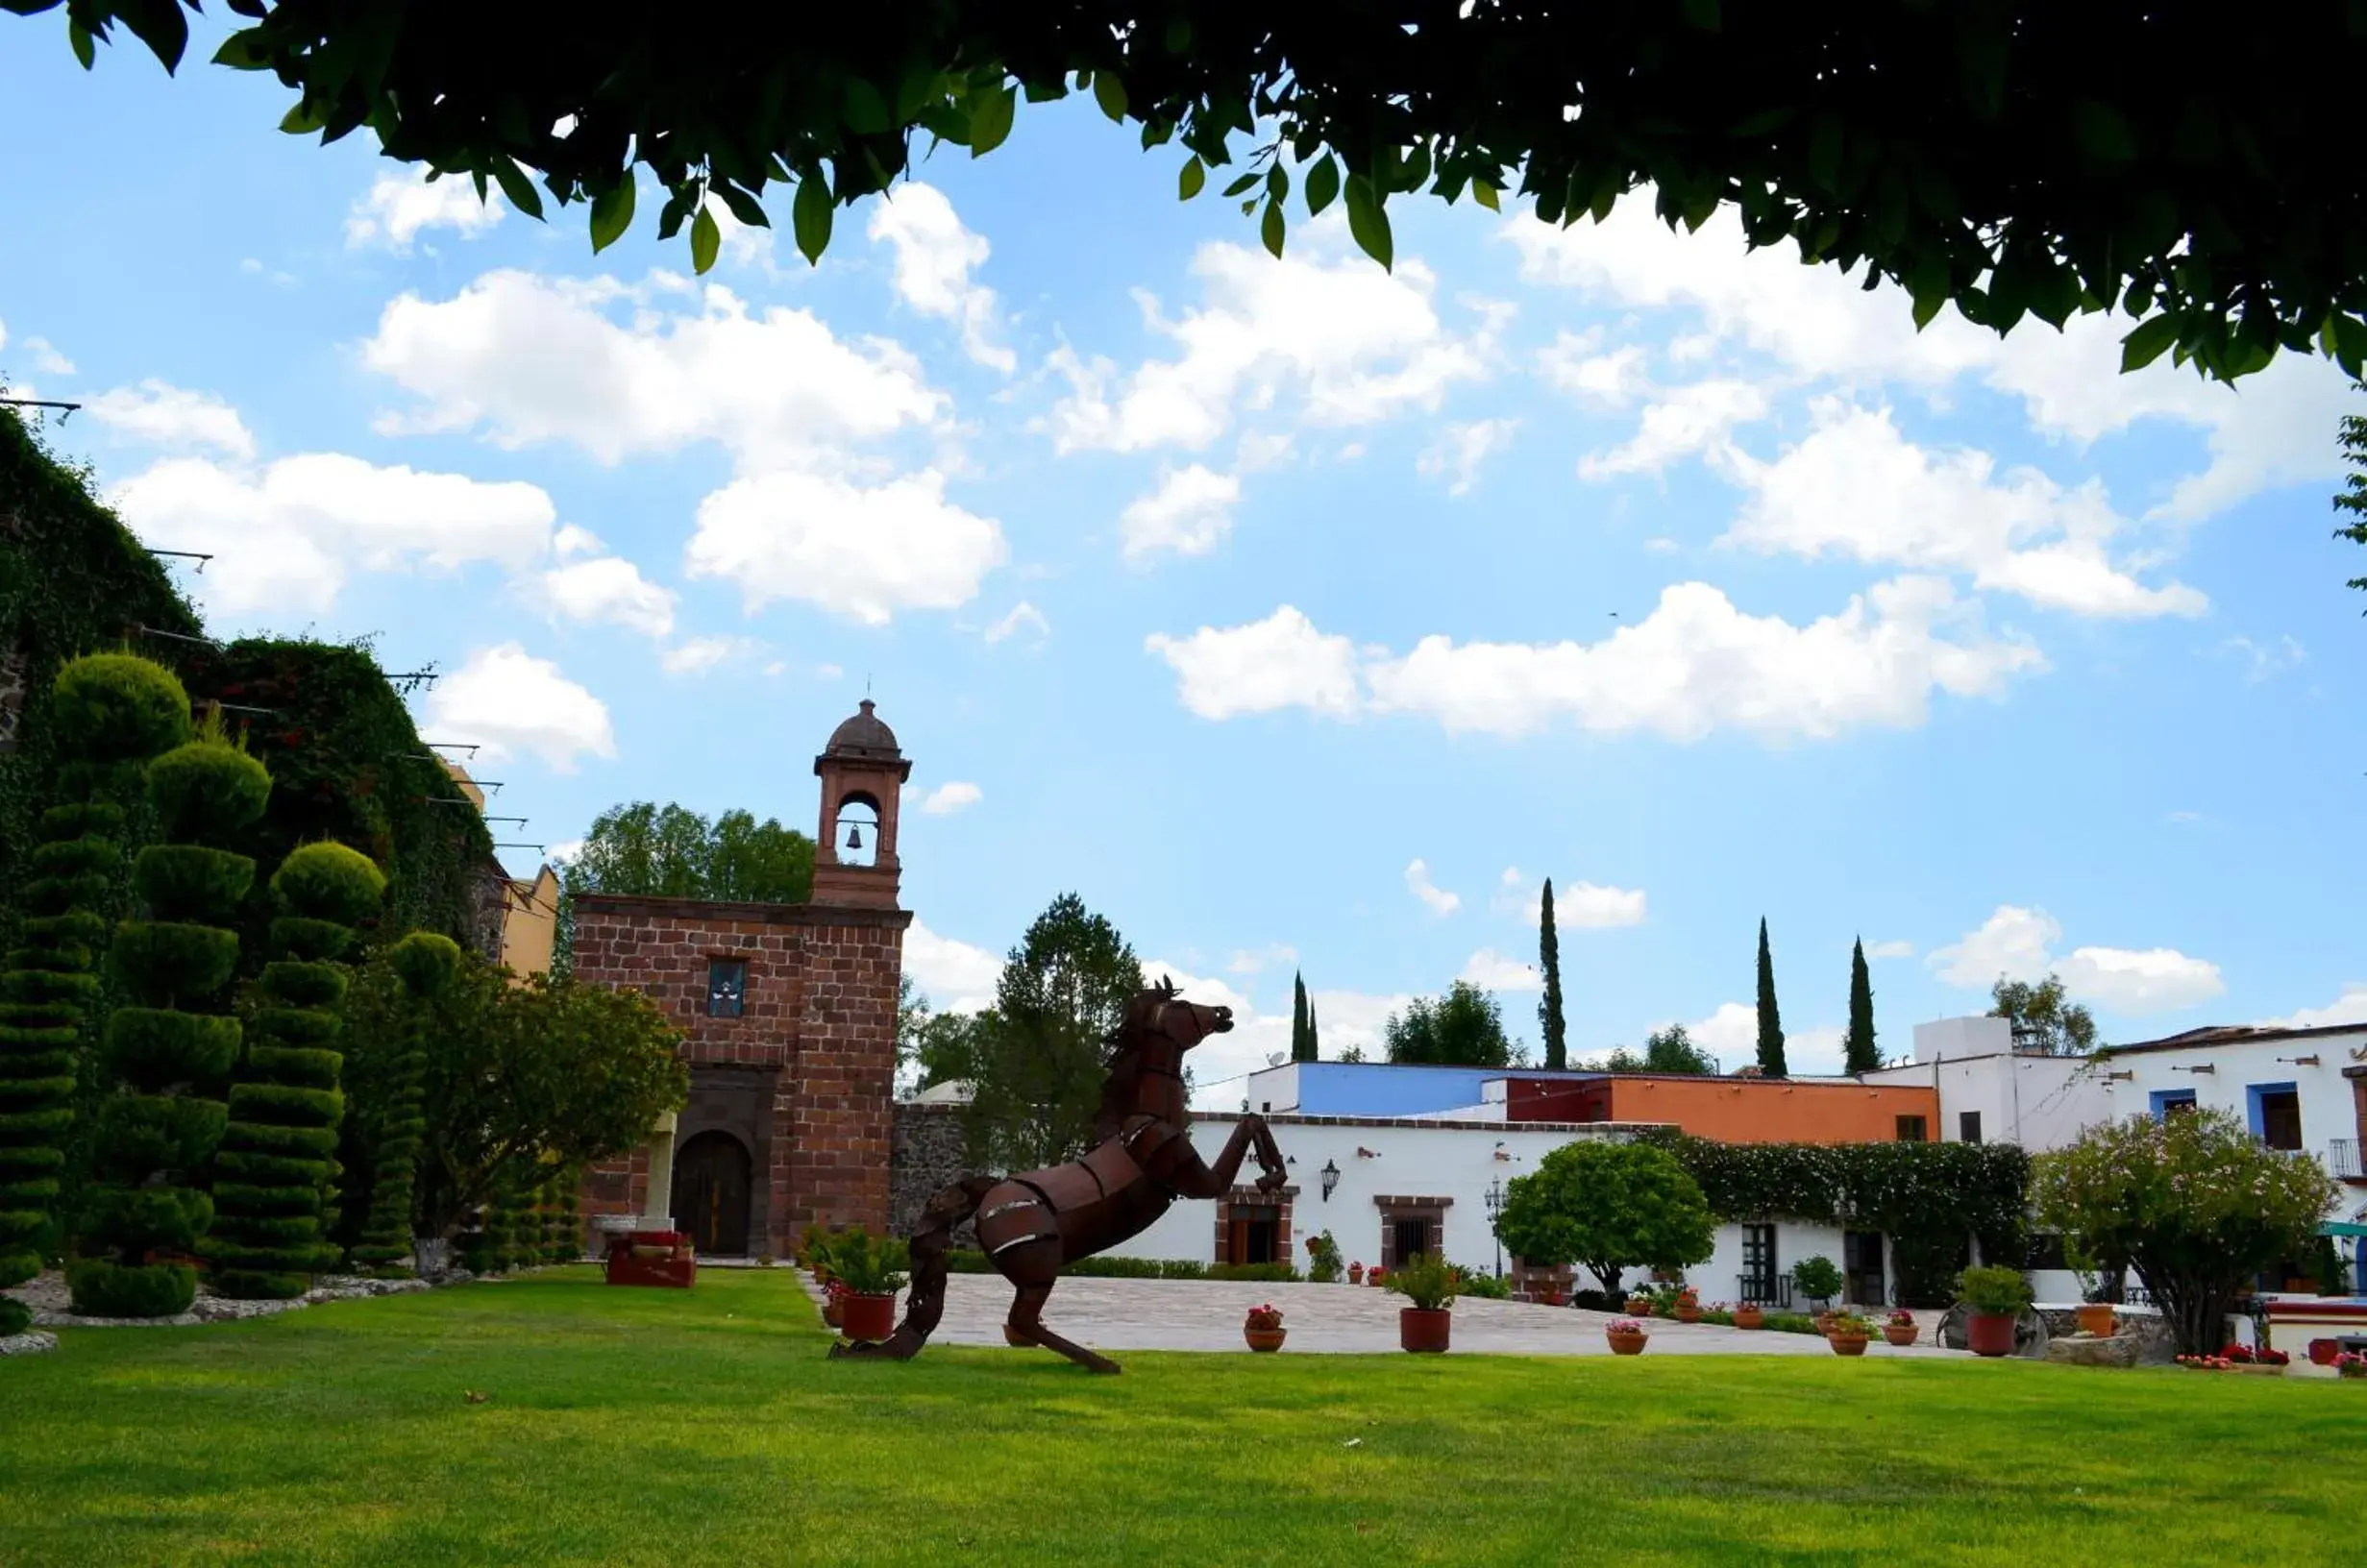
[1989,974,2098,1056]
[1844,938,1880,1073]
[556,801,814,966]
[1642,1024,1716,1075]
[1385,980,1515,1067]
[964,894,1144,1170]
[2337,402,2366,600]
[1755,918,1788,1078]
[2034,1110,2338,1355]
[1492,1139,1717,1297]
[29,4,2367,384]
[210,842,386,1299]
[0,654,189,1332]
[75,711,272,1317]
[1538,879,1566,1071]
[347,932,458,1275]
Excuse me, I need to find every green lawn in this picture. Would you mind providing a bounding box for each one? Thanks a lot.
[0,1269,2354,1566]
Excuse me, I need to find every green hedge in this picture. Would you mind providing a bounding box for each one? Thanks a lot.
[347,933,456,1276]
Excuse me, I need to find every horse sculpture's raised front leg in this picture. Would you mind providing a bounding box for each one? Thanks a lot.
[1165,1113,1288,1201]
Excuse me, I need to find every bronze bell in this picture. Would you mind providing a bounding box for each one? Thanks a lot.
[845,823,863,851]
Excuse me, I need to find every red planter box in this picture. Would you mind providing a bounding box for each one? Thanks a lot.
[1966,1311,2016,1358]
[1399,1308,1451,1353]
[839,1291,897,1342]
[604,1230,696,1289]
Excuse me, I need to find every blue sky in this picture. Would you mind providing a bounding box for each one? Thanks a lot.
[4,26,2361,1100]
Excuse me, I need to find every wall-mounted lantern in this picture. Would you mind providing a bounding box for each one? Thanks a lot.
[1319,1159,1340,1202]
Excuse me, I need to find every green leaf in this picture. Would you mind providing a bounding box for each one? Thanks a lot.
[68,20,94,70]
[1471,179,1500,213]
[1682,0,1721,28]
[490,157,545,221]
[969,85,1016,157]
[1221,170,1260,199]
[690,206,721,275]
[1265,164,1289,204]
[588,179,635,254]
[793,171,833,264]
[1093,67,1128,123]
[842,78,891,135]
[2073,101,2137,162]
[278,99,325,135]
[1344,175,1393,271]
[2117,311,2181,373]
[1179,156,1205,200]
[211,31,272,71]
[1305,155,1342,216]
[1261,197,1286,258]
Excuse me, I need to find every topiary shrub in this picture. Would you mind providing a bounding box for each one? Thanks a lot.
[0,1295,29,1335]
[209,842,384,1299]
[0,654,189,1294]
[70,717,266,1317]
[346,932,457,1277]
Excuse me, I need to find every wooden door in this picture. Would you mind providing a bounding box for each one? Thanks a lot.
[670,1131,752,1256]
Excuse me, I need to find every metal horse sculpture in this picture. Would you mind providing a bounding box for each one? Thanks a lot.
[833,979,1286,1373]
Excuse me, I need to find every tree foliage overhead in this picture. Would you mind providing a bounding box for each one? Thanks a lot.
[1988,973,2098,1056]
[17,2,2367,383]
[1385,980,1516,1068]
[562,801,814,905]
[1594,1023,1716,1076]
[2337,402,2367,601]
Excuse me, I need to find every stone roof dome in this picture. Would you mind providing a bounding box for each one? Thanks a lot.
[825,699,900,757]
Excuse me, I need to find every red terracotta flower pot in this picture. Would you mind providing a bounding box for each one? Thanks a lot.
[1674,1306,1702,1325]
[1399,1307,1452,1353]
[1245,1326,1288,1353]
[1624,1296,1653,1316]
[1536,1289,1565,1308]
[839,1291,897,1343]
[1883,1324,1918,1347]
[1733,1305,1764,1331]
[1829,1333,1869,1358]
[1347,1266,1365,1286]
[1606,1329,1648,1356]
[2076,1303,2118,1337]
[1966,1311,2017,1358]
[822,1294,845,1329]
[2308,1338,2339,1367]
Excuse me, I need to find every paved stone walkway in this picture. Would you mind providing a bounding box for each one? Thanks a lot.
[815,1274,1972,1358]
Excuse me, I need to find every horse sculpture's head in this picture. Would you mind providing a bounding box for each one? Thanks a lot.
[1115,975,1233,1056]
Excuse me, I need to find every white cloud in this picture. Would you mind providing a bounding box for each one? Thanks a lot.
[920,781,982,816]
[1042,235,1498,455]
[1145,604,1362,721]
[2222,635,2306,682]
[546,837,586,865]
[346,169,503,251]
[1120,464,1239,560]
[1929,904,2225,1015]
[111,453,554,616]
[984,600,1050,646]
[537,555,677,638]
[425,643,615,772]
[1418,417,1517,497]
[866,182,1012,372]
[1579,380,1766,479]
[553,524,604,558]
[1226,943,1297,975]
[1458,947,1539,992]
[86,380,257,458]
[904,919,1003,1014]
[1663,1003,1841,1075]
[364,270,944,470]
[1863,940,1915,960]
[1405,858,1461,918]
[658,636,756,675]
[1722,402,2207,619]
[1556,881,1648,929]
[2261,987,2367,1031]
[1152,578,2038,743]
[22,336,73,376]
[1540,331,1647,405]
[685,467,1005,625]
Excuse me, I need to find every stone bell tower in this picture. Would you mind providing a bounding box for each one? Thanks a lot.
[812,698,911,909]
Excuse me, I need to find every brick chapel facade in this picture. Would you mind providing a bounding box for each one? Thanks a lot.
[572,701,911,1258]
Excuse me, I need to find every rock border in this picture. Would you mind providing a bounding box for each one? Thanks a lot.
[1,1329,60,1357]
[3,1268,469,1330]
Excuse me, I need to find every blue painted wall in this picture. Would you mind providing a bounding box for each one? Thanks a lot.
[1292,1063,1605,1116]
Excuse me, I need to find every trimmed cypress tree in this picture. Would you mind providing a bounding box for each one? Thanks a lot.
[1754,917,1788,1078]
[210,842,385,1299]
[549,1165,581,1263]
[349,932,459,1277]
[1291,971,1314,1063]
[1844,937,1880,1074]
[1538,877,1566,1071]
[72,714,271,1317]
[1307,1000,1319,1060]
[1,656,191,1324]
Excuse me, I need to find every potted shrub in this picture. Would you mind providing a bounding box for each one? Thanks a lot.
[827,1230,909,1344]
[1956,1264,2034,1358]
[1623,1291,1654,1316]
[2334,1351,2367,1381]
[1348,1261,1365,1286]
[1244,1302,1287,1353]
[1791,1257,1842,1327]
[1733,1302,1765,1331]
[1305,1232,1344,1285]
[1672,1286,1702,1325]
[1368,1266,1387,1288]
[1605,1317,1650,1356]
[823,1278,847,1328]
[1882,1309,1918,1348]
[1387,1254,1456,1353]
[1826,1311,1875,1357]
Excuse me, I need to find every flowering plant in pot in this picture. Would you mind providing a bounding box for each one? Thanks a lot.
[826,1230,910,1344]
[1244,1302,1287,1353]
[1882,1309,1917,1347]
[1672,1286,1702,1325]
[1824,1311,1875,1357]
[1348,1261,1365,1286]
[1623,1291,1654,1316]
[1387,1254,1456,1353]
[1732,1301,1765,1330]
[1367,1266,1387,1288]
[2334,1351,2367,1380]
[1305,1232,1344,1285]
[823,1278,847,1328]
[1954,1264,2033,1358]
[1605,1317,1650,1356]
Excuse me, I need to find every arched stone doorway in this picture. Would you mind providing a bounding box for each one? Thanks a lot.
[671,1130,752,1256]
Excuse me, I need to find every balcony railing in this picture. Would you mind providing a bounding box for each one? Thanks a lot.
[1737,1273,1794,1308]
[2329,1139,2362,1180]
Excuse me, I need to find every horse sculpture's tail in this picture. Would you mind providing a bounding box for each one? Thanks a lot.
[829,1173,996,1360]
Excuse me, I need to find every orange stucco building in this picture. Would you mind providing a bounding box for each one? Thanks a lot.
[1506,1073,1942,1144]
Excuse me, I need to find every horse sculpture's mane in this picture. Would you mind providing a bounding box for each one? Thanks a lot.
[1093,977,1178,1139]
